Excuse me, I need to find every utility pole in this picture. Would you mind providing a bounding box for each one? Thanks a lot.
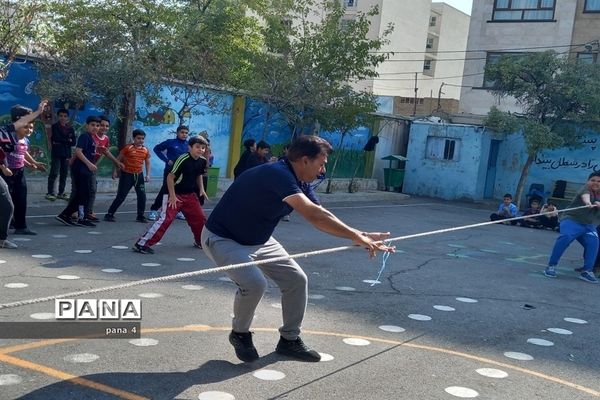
[413,72,418,116]
[437,82,445,112]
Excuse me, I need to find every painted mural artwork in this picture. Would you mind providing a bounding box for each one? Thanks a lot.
[134,86,234,177]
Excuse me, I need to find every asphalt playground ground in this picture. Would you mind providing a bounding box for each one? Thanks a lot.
[0,192,599,399]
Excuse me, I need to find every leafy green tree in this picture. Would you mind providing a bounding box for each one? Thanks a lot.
[242,0,392,138]
[0,0,48,80]
[483,51,600,206]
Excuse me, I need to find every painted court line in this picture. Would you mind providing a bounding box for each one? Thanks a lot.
[0,326,597,398]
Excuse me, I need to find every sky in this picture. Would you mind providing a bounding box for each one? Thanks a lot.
[437,0,473,15]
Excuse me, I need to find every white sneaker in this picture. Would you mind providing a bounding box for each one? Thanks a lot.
[0,239,18,249]
[148,211,158,221]
[176,211,186,220]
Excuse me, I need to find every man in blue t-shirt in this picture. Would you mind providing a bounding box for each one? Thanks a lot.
[201,135,395,363]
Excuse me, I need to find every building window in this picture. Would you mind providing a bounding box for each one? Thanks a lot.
[492,0,555,21]
[483,52,527,87]
[340,18,352,30]
[426,137,460,161]
[577,52,597,63]
[429,16,437,26]
[426,37,434,50]
[423,59,432,70]
[584,0,600,12]
[344,0,357,7]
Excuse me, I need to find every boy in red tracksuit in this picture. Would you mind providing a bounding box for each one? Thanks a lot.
[133,136,208,254]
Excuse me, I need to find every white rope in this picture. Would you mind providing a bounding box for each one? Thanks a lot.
[0,205,590,310]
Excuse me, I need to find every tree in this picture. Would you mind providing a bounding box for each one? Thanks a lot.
[0,0,48,80]
[242,0,392,138]
[483,51,600,206]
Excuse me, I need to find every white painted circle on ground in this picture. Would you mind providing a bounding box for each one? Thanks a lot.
[547,328,573,335]
[408,314,432,321]
[52,234,68,238]
[363,279,381,284]
[456,297,478,303]
[308,294,325,300]
[504,351,534,361]
[319,353,334,362]
[198,391,235,400]
[379,325,406,333]
[30,312,55,320]
[141,263,161,267]
[57,275,80,280]
[155,242,162,246]
[74,249,92,254]
[527,338,554,347]
[476,368,508,378]
[129,338,159,346]
[343,338,371,346]
[182,285,204,290]
[445,386,479,398]
[0,374,22,385]
[0,260,5,264]
[12,237,31,242]
[64,353,99,363]
[4,283,28,288]
[335,286,356,291]
[87,231,102,235]
[31,254,52,259]
[111,245,129,249]
[34,222,47,225]
[253,369,285,381]
[177,257,195,262]
[219,277,233,282]
[102,268,123,273]
[271,303,282,309]
[433,305,455,311]
[564,317,587,324]
[138,293,163,298]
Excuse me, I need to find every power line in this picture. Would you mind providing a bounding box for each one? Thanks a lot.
[369,43,585,54]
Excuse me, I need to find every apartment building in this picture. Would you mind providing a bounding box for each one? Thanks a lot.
[459,0,600,117]
[338,0,469,115]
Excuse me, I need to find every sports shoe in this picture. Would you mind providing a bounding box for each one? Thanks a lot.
[133,243,154,254]
[544,266,557,278]
[228,330,259,362]
[45,193,56,201]
[14,228,37,235]
[193,241,202,249]
[86,213,100,222]
[136,215,148,223]
[0,239,18,249]
[55,214,78,226]
[78,219,96,227]
[148,211,158,221]
[281,214,290,222]
[57,193,69,200]
[176,211,186,220]
[275,336,321,362]
[103,214,116,222]
[579,271,599,284]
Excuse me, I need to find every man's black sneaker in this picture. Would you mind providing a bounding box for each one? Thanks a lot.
[275,336,321,362]
[136,215,148,223]
[78,219,96,227]
[86,213,100,222]
[104,214,116,222]
[133,243,154,254]
[228,330,259,362]
[55,214,77,226]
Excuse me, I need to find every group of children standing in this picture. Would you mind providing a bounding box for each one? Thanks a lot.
[1,100,211,254]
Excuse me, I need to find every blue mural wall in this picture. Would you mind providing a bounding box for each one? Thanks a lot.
[134,86,234,177]
[403,122,492,200]
[494,130,600,202]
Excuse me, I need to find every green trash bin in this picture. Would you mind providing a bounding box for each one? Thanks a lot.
[206,167,219,197]
[381,155,408,191]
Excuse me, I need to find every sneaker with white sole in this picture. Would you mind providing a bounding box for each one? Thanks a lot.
[0,239,18,249]
[579,271,599,284]
[176,211,185,220]
[544,265,557,278]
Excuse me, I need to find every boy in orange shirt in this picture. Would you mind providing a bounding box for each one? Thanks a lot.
[103,129,151,223]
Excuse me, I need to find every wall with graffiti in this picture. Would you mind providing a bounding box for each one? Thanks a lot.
[134,86,234,177]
